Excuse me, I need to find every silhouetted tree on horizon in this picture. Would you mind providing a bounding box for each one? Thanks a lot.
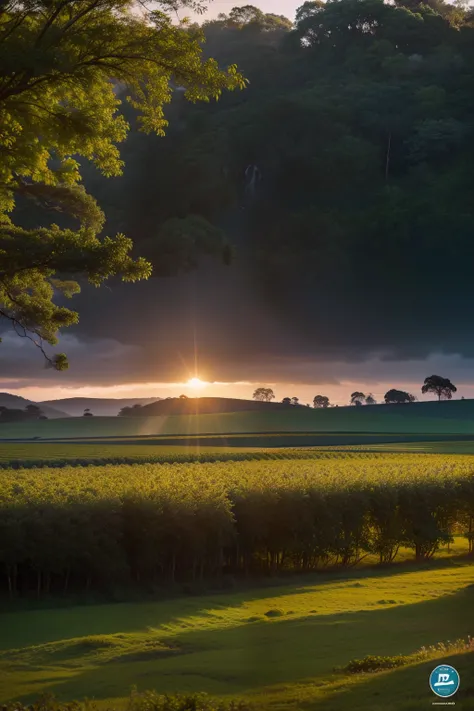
[384,389,416,404]
[421,375,457,401]
[253,387,275,402]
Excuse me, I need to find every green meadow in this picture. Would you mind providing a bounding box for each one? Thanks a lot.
[3,399,474,440]
[0,559,473,710]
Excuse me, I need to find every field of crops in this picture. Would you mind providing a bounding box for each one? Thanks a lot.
[334,440,474,455]
[0,443,336,468]
[3,435,474,468]
[1,453,473,598]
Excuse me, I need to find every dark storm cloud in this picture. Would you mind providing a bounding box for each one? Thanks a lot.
[3,238,474,387]
[0,332,141,388]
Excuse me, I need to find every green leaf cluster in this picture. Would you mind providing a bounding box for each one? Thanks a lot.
[0,1,245,366]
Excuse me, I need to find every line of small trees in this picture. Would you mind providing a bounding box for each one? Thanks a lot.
[350,376,457,406]
[0,404,47,423]
[254,375,458,409]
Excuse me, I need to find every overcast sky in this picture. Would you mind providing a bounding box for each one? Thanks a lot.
[194,0,300,20]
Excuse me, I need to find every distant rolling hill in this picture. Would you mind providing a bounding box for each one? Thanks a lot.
[1,397,474,440]
[125,396,306,416]
[39,397,162,417]
[0,393,68,419]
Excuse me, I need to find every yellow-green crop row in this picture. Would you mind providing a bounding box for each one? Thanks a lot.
[1,453,473,598]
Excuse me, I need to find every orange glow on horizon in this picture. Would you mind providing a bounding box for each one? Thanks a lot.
[186,377,208,390]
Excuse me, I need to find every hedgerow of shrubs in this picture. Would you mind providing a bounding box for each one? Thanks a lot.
[338,637,474,674]
[0,454,473,597]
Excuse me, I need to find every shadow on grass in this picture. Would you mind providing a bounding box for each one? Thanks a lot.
[9,581,473,706]
[227,554,472,603]
[1,554,469,621]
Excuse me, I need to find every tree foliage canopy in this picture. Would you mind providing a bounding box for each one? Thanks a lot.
[109,0,474,361]
[384,389,416,404]
[253,387,275,401]
[421,375,457,401]
[350,391,366,406]
[0,0,244,367]
[0,403,46,421]
[313,394,330,408]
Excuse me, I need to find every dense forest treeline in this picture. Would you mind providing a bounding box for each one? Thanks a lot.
[73,0,474,353]
[0,456,472,599]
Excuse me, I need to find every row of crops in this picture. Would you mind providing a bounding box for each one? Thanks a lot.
[1,453,473,597]
[0,448,382,468]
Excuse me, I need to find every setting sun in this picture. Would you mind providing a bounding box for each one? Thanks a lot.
[187,377,207,390]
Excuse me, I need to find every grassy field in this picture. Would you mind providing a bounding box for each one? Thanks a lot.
[0,557,473,710]
[3,399,474,440]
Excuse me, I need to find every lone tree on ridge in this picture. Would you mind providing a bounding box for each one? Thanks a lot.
[350,392,366,406]
[313,395,330,408]
[253,387,275,402]
[421,375,457,401]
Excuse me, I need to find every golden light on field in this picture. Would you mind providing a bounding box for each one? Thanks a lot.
[187,377,207,390]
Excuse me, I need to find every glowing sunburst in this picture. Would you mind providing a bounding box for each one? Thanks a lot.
[187,377,207,390]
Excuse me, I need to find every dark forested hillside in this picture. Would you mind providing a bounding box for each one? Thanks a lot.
[78,0,474,359]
